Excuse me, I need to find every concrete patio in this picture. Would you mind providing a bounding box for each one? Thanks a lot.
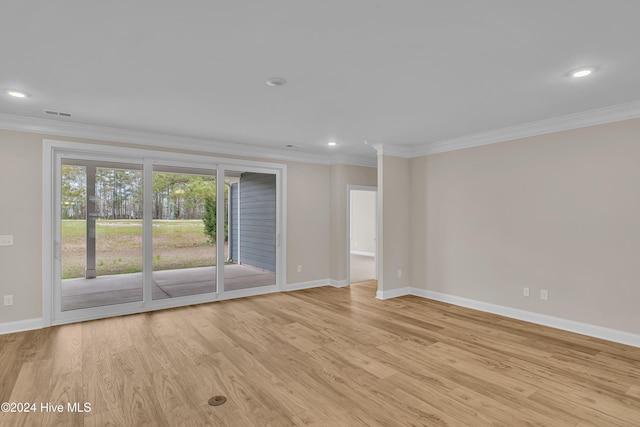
[61,264,275,311]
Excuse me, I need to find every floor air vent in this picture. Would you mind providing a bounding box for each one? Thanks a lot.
[208,395,227,406]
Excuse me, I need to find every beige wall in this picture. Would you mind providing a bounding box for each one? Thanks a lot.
[378,155,411,292]
[414,119,640,334]
[0,129,373,325]
[286,162,332,282]
[409,155,428,291]
[0,131,43,323]
[329,164,377,281]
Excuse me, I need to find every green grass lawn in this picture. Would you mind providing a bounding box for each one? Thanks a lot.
[61,219,222,279]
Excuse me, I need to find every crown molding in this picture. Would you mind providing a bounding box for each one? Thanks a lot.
[330,153,377,167]
[413,100,640,157]
[0,113,376,167]
[371,143,413,158]
[5,99,638,165]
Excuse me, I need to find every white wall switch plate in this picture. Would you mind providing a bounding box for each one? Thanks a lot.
[523,287,530,297]
[540,289,549,300]
[0,235,13,246]
[4,295,13,306]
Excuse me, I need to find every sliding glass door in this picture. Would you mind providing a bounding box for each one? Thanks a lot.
[224,169,277,292]
[151,166,217,299]
[49,142,284,325]
[59,159,144,312]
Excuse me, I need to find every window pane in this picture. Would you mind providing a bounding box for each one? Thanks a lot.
[224,170,276,292]
[152,168,218,299]
[61,161,143,311]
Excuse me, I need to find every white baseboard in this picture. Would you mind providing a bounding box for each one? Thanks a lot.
[0,318,44,335]
[376,286,411,300]
[284,278,349,291]
[283,279,331,291]
[409,288,640,348]
[329,279,349,288]
[350,250,375,257]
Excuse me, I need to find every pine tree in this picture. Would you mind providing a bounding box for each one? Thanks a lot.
[203,196,216,243]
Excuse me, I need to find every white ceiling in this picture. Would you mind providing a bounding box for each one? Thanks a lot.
[2,1,640,164]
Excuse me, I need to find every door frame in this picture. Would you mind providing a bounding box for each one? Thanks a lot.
[346,185,377,285]
[43,139,287,327]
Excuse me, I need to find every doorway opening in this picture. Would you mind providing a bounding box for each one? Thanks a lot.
[348,186,377,285]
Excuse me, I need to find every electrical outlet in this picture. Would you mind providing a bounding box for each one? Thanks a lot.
[397,269,402,278]
[540,289,548,300]
[523,287,530,297]
[297,265,302,273]
[4,295,13,306]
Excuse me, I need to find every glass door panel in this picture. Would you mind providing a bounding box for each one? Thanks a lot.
[224,170,277,291]
[152,166,217,299]
[60,160,143,311]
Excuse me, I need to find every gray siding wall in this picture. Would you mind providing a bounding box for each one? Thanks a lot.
[238,172,276,272]
[229,182,239,262]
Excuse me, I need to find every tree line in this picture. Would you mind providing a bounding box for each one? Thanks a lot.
[61,166,221,221]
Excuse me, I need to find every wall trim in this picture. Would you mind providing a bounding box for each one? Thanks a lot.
[376,286,411,300]
[350,250,375,257]
[331,154,377,167]
[0,113,376,167]
[284,278,354,291]
[0,318,44,335]
[283,279,331,292]
[372,143,414,158]
[370,101,640,159]
[415,100,640,157]
[329,279,349,288]
[408,288,640,348]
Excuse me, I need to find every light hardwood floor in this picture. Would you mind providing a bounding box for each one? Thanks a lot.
[1,281,639,426]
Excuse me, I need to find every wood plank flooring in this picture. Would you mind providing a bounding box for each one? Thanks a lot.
[1,281,639,426]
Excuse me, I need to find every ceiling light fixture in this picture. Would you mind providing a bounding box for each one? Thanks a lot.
[328,141,337,146]
[5,89,31,98]
[266,77,287,87]
[571,68,594,78]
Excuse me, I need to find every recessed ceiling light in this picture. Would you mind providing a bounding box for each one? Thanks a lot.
[5,89,31,98]
[266,77,287,87]
[328,141,337,146]
[571,68,594,78]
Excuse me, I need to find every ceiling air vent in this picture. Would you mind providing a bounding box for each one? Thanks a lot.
[44,109,72,118]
